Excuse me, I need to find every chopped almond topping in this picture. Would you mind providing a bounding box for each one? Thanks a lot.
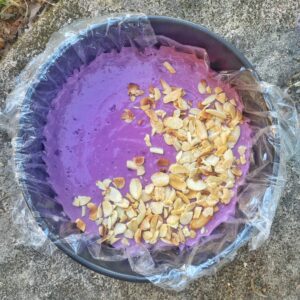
[121,109,135,123]
[163,61,176,74]
[73,72,247,246]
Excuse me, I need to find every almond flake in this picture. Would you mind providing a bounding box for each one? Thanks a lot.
[198,80,207,94]
[87,203,98,221]
[121,109,135,123]
[160,79,172,94]
[136,165,145,176]
[169,163,189,174]
[203,207,214,217]
[121,238,130,246]
[204,155,220,167]
[214,86,223,94]
[129,178,142,200]
[81,206,86,217]
[159,224,168,238]
[154,88,161,101]
[73,196,91,207]
[163,88,182,103]
[157,157,170,167]
[202,94,216,106]
[238,145,247,156]
[102,200,113,217]
[179,211,193,225]
[163,61,176,74]
[107,187,123,203]
[164,116,183,129]
[205,109,227,119]
[150,202,164,215]
[143,231,153,242]
[206,86,212,94]
[143,134,151,148]
[113,177,125,189]
[134,229,142,243]
[186,178,207,191]
[169,174,187,191]
[124,229,134,239]
[193,207,202,219]
[126,160,138,170]
[190,215,212,230]
[216,92,226,103]
[75,218,86,232]
[167,215,179,227]
[151,172,169,187]
[150,147,164,154]
[114,223,127,235]
[133,156,145,166]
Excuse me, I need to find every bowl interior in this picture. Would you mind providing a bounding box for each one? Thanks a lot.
[18,16,256,282]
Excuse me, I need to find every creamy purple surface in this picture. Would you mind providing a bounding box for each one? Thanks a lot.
[43,46,251,247]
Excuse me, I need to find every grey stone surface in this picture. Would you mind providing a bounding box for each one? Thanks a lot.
[0,0,300,299]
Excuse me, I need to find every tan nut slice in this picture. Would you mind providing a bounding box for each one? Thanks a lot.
[150,147,164,154]
[159,224,168,238]
[216,92,226,103]
[87,203,98,221]
[112,177,125,189]
[127,219,139,232]
[193,206,203,219]
[126,160,138,170]
[205,109,227,119]
[137,166,145,176]
[214,86,223,94]
[134,228,142,244]
[124,229,134,239]
[186,178,207,191]
[107,187,123,203]
[164,116,183,129]
[179,211,193,225]
[167,215,179,228]
[160,79,172,94]
[121,109,135,123]
[143,231,153,242]
[202,94,216,106]
[169,163,189,174]
[102,200,113,217]
[204,155,220,167]
[198,80,207,94]
[114,223,127,235]
[151,172,169,187]
[73,196,91,207]
[223,102,236,118]
[169,174,187,191]
[129,178,142,200]
[157,158,170,167]
[163,61,176,74]
[75,218,86,232]
[153,87,161,101]
[202,207,214,217]
[121,238,130,246]
[150,202,164,215]
[190,215,212,230]
[144,183,154,195]
[133,156,145,166]
[163,88,182,103]
[144,134,152,147]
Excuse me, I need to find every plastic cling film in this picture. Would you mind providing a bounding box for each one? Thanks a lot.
[0,14,299,291]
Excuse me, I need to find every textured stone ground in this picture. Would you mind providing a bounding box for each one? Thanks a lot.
[0,1,300,299]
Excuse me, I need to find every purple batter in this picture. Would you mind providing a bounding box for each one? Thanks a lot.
[44,46,251,247]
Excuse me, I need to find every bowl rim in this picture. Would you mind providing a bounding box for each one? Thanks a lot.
[16,15,262,283]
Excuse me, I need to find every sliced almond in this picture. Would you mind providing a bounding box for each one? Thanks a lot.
[134,228,142,243]
[202,94,216,106]
[205,109,227,119]
[129,178,142,200]
[126,160,138,170]
[214,86,223,94]
[73,196,91,207]
[157,158,170,167]
[202,207,214,217]
[150,147,164,154]
[186,178,207,191]
[144,134,152,147]
[190,215,212,230]
[102,200,113,217]
[179,211,193,225]
[193,206,202,219]
[166,215,179,227]
[124,229,134,239]
[75,218,86,232]
[164,116,183,129]
[216,92,226,103]
[169,174,187,191]
[107,187,123,203]
[121,109,135,123]
[121,238,130,246]
[169,163,189,174]
[151,172,169,187]
[163,61,176,74]
[198,80,207,94]
[87,203,98,221]
[114,223,127,235]
[163,88,182,103]
[137,166,145,176]
[150,202,164,215]
[153,87,161,101]
[132,156,145,166]
[160,79,172,94]
[112,177,125,189]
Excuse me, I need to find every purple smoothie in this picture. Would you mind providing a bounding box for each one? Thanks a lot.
[43,46,251,247]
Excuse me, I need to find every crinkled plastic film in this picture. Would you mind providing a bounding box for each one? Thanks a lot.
[0,14,299,290]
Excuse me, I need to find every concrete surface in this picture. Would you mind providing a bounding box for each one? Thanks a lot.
[0,0,300,299]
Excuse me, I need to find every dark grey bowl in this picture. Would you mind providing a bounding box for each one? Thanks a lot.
[17,16,260,282]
